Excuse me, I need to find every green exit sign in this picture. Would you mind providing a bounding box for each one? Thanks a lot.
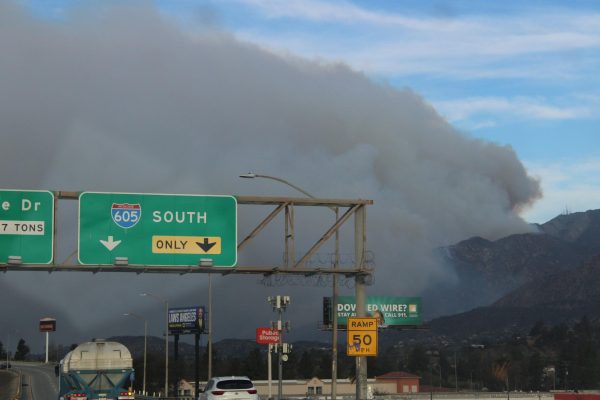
[0,189,54,264]
[78,192,237,267]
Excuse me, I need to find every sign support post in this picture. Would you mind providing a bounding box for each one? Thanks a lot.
[45,332,49,364]
[256,328,279,400]
[39,318,56,364]
[195,333,200,400]
[268,344,273,400]
[355,205,368,400]
[174,334,180,397]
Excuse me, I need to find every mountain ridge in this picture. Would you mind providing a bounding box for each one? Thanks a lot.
[425,209,600,338]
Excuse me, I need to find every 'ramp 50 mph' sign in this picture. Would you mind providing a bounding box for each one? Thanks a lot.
[347,317,378,356]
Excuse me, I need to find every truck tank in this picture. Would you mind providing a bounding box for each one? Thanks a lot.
[58,340,134,400]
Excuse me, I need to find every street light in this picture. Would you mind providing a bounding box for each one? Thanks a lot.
[239,173,316,199]
[239,172,341,399]
[124,312,147,395]
[5,329,18,366]
[140,292,169,397]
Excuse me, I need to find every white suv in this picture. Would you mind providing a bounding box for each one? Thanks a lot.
[200,376,259,400]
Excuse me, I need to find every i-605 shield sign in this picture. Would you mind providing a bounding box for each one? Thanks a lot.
[78,192,237,267]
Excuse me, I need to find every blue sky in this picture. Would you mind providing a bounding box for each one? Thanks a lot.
[22,0,600,223]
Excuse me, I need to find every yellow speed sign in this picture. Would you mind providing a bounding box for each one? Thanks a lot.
[347,317,378,356]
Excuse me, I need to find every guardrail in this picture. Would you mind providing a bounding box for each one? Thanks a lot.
[374,394,554,400]
[134,392,595,400]
[134,397,186,400]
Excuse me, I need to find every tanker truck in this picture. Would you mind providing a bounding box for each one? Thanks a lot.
[56,340,134,400]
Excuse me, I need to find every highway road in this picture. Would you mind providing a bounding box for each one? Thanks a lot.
[13,362,58,400]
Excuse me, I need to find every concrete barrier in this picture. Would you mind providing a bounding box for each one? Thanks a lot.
[13,371,22,400]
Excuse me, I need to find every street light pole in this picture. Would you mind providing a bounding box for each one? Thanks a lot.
[208,273,213,380]
[124,313,147,395]
[5,329,18,366]
[5,331,10,366]
[239,172,340,399]
[140,293,169,397]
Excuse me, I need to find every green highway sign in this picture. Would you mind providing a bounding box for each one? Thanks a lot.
[78,192,237,267]
[0,189,54,264]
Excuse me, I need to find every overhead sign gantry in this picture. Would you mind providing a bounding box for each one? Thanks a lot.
[0,189,372,279]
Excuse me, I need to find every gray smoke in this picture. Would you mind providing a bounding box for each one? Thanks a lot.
[0,1,540,351]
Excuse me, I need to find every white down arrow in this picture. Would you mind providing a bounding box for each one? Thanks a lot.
[100,236,122,251]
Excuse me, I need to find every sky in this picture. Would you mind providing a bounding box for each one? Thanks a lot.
[1,0,599,351]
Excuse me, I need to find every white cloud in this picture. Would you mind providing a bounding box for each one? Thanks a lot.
[226,1,600,81]
[234,0,478,31]
[522,158,600,223]
[432,96,594,123]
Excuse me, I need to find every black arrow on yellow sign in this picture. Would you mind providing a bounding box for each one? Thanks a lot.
[196,238,216,252]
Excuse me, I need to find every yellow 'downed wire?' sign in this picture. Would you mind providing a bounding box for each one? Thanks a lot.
[347,317,378,356]
[152,236,222,254]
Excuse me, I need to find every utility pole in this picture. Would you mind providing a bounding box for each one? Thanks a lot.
[268,295,291,400]
[454,352,458,392]
[140,293,169,397]
[355,205,368,400]
[238,172,341,399]
[124,313,147,395]
[208,273,213,380]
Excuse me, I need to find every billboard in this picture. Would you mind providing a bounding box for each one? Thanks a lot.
[323,296,422,328]
[168,306,205,334]
[39,317,56,332]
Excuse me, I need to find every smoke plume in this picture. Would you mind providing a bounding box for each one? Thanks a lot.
[0,1,540,350]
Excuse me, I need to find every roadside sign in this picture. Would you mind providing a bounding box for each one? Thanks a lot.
[39,318,57,332]
[0,189,54,264]
[168,307,205,334]
[256,327,279,344]
[347,317,378,356]
[78,192,237,266]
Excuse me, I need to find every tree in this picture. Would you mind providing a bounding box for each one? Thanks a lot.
[526,352,544,390]
[407,345,428,375]
[530,321,547,337]
[0,340,5,359]
[298,351,314,378]
[439,351,452,387]
[242,348,264,379]
[14,338,30,361]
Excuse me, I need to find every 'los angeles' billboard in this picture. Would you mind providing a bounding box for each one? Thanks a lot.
[168,306,205,334]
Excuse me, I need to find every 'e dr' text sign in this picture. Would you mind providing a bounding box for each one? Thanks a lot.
[0,190,54,264]
[78,192,237,267]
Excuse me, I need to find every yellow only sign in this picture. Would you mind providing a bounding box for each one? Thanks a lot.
[347,317,378,356]
[151,235,222,254]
